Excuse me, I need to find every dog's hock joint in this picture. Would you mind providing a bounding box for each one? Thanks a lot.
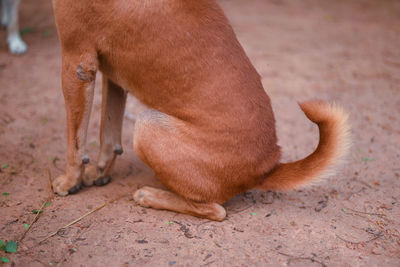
[76,65,95,82]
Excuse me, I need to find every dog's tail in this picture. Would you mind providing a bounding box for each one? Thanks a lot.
[257,101,350,191]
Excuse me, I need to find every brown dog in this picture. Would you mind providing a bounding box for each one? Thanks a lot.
[52,0,350,221]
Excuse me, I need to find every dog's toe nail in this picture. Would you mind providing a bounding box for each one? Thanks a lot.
[94,175,111,186]
[68,184,81,194]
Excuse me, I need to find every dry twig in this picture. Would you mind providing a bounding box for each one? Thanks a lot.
[20,199,49,242]
[39,193,128,244]
[20,168,54,242]
[46,168,54,194]
[345,208,386,217]
[278,252,327,267]
[335,233,383,245]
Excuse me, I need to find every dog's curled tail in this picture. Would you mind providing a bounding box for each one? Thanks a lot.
[258,101,351,191]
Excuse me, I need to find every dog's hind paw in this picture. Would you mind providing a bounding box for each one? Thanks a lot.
[133,187,154,208]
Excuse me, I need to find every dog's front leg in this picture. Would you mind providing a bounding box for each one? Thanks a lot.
[53,53,97,196]
[83,77,127,186]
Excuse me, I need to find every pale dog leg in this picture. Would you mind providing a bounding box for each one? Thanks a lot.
[1,0,9,27]
[4,0,27,54]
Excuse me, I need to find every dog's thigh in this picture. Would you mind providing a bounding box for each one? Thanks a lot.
[133,110,223,203]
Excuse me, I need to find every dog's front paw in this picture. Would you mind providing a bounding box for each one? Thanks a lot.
[52,174,81,196]
[8,35,27,54]
[83,164,112,187]
[83,165,97,186]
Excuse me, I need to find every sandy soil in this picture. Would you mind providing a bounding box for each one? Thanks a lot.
[1,0,399,266]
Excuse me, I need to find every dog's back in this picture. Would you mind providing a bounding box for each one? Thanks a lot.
[54,0,273,117]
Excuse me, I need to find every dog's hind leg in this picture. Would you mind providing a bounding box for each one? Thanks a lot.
[53,53,97,196]
[84,76,127,186]
[132,110,226,221]
[4,0,26,54]
[134,186,226,221]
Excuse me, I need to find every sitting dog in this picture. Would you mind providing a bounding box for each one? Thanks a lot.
[1,0,27,54]
[52,0,350,221]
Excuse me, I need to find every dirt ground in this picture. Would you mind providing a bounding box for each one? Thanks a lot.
[0,0,399,266]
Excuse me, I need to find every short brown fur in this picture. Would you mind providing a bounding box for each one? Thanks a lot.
[52,0,350,221]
